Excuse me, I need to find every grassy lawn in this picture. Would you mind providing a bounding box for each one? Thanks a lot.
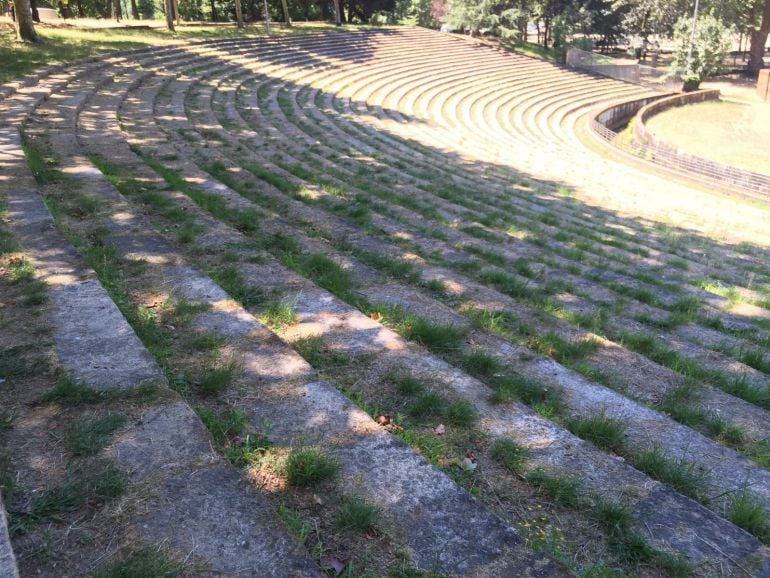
[0,21,342,84]
[644,99,770,175]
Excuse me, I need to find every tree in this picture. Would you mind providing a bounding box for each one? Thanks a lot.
[12,0,38,42]
[668,12,731,87]
[748,0,770,73]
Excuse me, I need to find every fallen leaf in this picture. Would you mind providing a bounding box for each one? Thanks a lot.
[320,556,349,574]
[434,424,446,435]
[312,494,323,505]
[376,415,392,426]
[370,311,382,322]
[460,457,477,472]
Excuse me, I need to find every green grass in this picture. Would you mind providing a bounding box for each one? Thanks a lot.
[293,335,350,369]
[42,375,100,406]
[194,359,240,395]
[462,350,501,378]
[491,438,528,474]
[285,448,340,487]
[445,400,476,427]
[260,298,298,331]
[65,414,127,456]
[489,374,562,417]
[376,304,466,353]
[728,491,769,544]
[335,495,379,532]
[1,23,344,84]
[197,406,248,445]
[91,549,184,578]
[387,371,425,396]
[7,257,35,283]
[30,462,126,522]
[568,413,626,453]
[629,448,704,501]
[525,469,581,508]
[409,392,445,419]
[209,265,264,308]
[0,347,32,380]
[525,331,599,364]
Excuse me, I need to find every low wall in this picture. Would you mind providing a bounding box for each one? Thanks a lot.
[634,90,720,147]
[595,95,666,131]
[566,48,640,84]
[590,92,770,199]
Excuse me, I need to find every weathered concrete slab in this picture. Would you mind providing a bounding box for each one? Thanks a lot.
[115,401,218,481]
[136,466,322,577]
[50,279,162,390]
[0,503,19,578]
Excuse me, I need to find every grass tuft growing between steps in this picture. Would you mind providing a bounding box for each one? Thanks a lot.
[335,495,380,533]
[728,492,770,544]
[65,413,127,457]
[285,448,340,487]
[91,549,184,578]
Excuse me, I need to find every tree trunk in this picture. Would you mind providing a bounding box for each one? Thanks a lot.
[280,0,290,26]
[75,0,84,17]
[234,0,243,27]
[12,0,38,41]
[113,0,122,21]
[129,0,138,19]
[209,0,216,21]
[748,0,770,74]
[29,0,39,21]
[333,0,341,24]
[165,0,175,29]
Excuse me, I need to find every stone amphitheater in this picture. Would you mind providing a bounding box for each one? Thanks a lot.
[1,26,770,577]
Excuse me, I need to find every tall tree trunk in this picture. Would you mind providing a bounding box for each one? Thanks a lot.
[234,0,243,27]
[113,0,122,21]
[748,0,770,74]
[129,0,138,19]
[75,0,84,17]
[29,0,39,21]
[280,0,290,26]
[12,0,38,40]
[333,0,341,24]
[209,0,216,21]
[165,0,175,29]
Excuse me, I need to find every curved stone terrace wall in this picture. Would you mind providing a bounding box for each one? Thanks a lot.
[591,90,770,199]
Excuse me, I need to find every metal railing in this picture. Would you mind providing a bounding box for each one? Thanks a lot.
[590,97,770,199]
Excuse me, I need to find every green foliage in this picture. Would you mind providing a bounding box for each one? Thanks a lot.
[667,13,731,84]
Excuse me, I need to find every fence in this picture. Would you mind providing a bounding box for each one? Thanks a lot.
[590,93,770,200]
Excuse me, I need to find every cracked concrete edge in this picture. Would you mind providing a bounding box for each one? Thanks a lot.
[0,501,18,578]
